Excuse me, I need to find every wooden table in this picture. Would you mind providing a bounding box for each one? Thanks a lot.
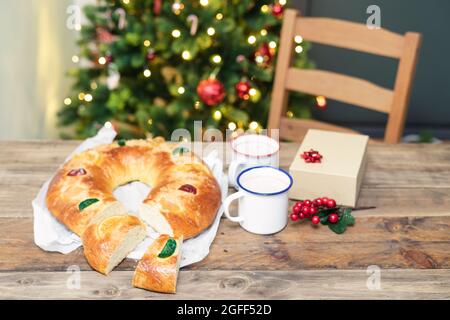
[0,141,449,299]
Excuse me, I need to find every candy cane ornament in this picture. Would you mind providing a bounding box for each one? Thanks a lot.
[187,14,199,35]
[114,8,127,30]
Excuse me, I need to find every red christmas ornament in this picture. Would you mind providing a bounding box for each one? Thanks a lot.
[153,0,162,15]
[272,3,284,18]
[96,27,115,44]
[301,149,323,163]
[235,81,251,100]
[254,43,273,67]
[196,78,226,106]
[146,49,156,61]
[105,54,114,64]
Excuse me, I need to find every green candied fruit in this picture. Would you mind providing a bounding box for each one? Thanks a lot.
[158,238,177,258]
[78,198,99,211]
[172,146,189,156]
[118,139,126,146]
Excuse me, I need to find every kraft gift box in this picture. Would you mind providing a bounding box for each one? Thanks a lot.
[288,129,369,207]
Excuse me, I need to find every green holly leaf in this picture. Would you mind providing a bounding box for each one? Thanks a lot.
[318,208,337,225]
[158,238,177,258]
[78,198,99,211]
[328,208,355,234]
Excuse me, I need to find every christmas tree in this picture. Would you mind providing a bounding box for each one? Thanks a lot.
[59,0,316,139]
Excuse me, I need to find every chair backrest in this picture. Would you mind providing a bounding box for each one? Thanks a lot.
[268,9,422,143]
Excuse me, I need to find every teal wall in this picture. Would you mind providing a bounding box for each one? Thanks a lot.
[295,0,450,137]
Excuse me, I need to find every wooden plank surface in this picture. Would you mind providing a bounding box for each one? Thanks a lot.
[1,269,449,300]
[0,140,449,299]
[1,215,449,271]
[1,141,450,217]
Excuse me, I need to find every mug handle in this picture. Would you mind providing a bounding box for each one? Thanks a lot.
[223,191,245,223]
[228,160,246,188]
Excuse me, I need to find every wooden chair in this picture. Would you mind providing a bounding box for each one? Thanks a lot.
[268,9,422,143]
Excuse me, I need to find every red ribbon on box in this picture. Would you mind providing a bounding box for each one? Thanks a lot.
[301,149,323,163]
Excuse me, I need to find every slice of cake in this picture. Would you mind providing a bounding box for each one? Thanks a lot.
[132,234,183,293]
[82,215,147,275]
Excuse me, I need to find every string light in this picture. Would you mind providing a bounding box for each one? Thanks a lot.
[143,39,151,47]
[261,5,269,13]
[295,45,303,53]
[64,98,72,105]
[207,27,215,36]
[84,94,93,102]
[269,41,277,49]
[122,0,130,4]
[182,50,192,60]
[78,92,85,100]
[249,88,257,96]
[147,118,153,125]
[172,29,181,38]
[90,82,98,90]
[255,56,264,64]
[228,122,237,131]
[200,0,209,6]
[211,54,222,64]
[216,13,223,20]
[316,96,327,108]
[172,1,184,14]
[213,110,222,121]
[294,35,304,44]
[104,121,112,129]
[71,55,79,63]
[194,101,201,109]
[143,69,152,77]
[260,29,268,36]
[247,35,256,44]
[249,121,259,130]
[279,0,287,5]
[98,56,107,65]
[177,86,186,94]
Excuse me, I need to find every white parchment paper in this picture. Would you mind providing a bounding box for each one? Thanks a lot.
[32,125,228,268]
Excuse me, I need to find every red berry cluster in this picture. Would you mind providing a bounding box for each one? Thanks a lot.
[301,149,323,163]
[290,197,339,224]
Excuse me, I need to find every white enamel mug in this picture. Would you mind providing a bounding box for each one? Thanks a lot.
[228,134,279,188]
[223,166,293,235]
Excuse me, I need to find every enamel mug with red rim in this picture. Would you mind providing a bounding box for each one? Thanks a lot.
[228,134,279,188]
